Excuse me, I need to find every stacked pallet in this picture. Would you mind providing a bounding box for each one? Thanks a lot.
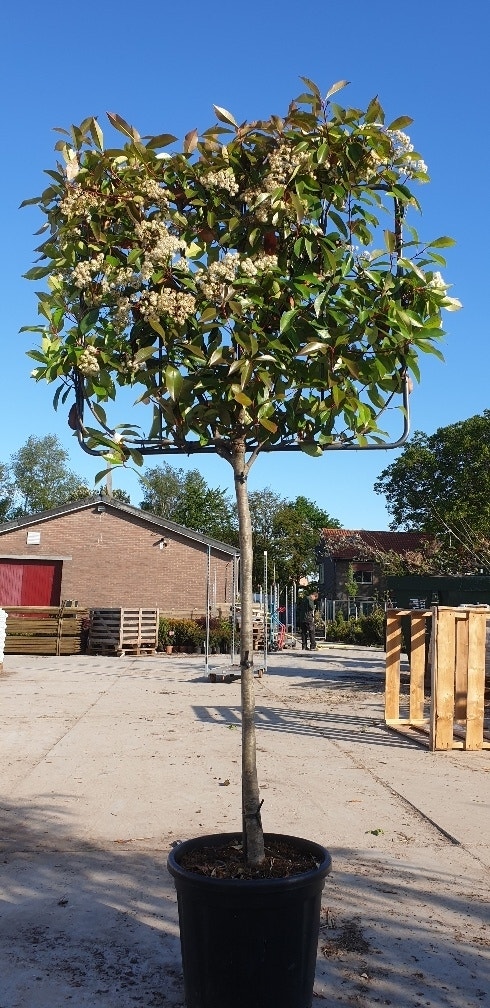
[4,605,89,656]
[87,608,159,656]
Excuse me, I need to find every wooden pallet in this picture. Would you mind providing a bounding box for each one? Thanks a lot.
[385,608,490,750]
[3,605,88,656]
[88,608,159,656]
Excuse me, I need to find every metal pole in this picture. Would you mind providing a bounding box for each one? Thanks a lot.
[231,553,238,665]
[205,545,211,676]
[263,551,268,674]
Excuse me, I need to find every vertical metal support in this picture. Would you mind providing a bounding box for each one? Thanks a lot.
[204,545,211,676]
[263,551,268,674]
[231,554,238,665]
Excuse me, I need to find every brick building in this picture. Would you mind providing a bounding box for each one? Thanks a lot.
[318,528,432,602]
[0,498,238,614]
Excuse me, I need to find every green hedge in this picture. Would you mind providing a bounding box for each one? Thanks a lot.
[158,616,236,652]
[323,608,385,646]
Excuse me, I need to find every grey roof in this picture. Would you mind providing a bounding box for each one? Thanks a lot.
[0,496,239,557]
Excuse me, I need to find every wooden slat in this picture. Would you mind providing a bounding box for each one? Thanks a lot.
[385,614,402,720]
[465,611,486,750]
[409,614,426,721]
[454,613,469,721]
[431,608,456,750]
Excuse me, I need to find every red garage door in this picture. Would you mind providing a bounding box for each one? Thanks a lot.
[0,561,62,606]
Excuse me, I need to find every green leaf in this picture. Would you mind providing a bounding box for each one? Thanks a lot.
[184,128,199,154]
[212,105,238,128]
[300,77,322,98]
[384,230,397,253]
[429,236,456,249]
[326,80,350,99]
[208,348,225,366]
[23,265,52,281]
[300,442,323,457]
[106,112,140,142]
[164,365,183,399]
[301,341,328,356]
[280,309,297,334]
[89,118,104,150]
[95,466,116,483]
[91,402,108,425]
[387,116,414,131]
[259,417,278,433]
[149,318,166,339]
[127,447,144,467]
[233,390,253,407]
[329,211,348,238]
[145,133,178,149]
[131,346,155,365]
[79,309,100,336]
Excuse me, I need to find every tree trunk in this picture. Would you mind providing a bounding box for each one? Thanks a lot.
[232,440,265,866]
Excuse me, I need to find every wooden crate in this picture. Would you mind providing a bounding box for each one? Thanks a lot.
[3,605,88,656]
[385,607,490,750]
[88,608,159,656]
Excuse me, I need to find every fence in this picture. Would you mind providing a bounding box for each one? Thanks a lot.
[323,598,377,622]
[385,607,490,750]
[3,604,89,656]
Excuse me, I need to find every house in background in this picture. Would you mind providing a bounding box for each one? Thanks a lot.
[0,497,238,614]
[318,528,432,604]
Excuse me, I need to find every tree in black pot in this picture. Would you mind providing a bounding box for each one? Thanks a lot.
[24,79,458,1008]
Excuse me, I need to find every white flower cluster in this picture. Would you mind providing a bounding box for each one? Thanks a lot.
[205,168,239,195]
[244,140,310,222]
[386,130,428,177]
[428,271,448,291]
[78,346,100,376]
[266,141,310,191]
[197,252,240,300]
[240,254,278,276]
[137,287,196,325]
[111,296,133,333]
[71,254,105,289]
[100,265,141,294]
[136,220,181,254]
[60,185,100,219]
[139,178,169,209]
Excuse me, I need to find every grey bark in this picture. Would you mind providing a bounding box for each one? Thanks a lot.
[232,440,265,865]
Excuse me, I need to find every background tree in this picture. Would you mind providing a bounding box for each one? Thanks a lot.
[245,488,286,588]
[374,412,490,571]
[272,495,341,587]
[139,462,236,541]
[8,434,90,516]
[25,81,457,864]
[0,463,15,521]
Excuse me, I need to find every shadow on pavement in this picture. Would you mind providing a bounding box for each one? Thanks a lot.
[1,799,488,1008]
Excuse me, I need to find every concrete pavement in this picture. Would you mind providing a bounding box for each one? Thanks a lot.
[1,647,489,1007]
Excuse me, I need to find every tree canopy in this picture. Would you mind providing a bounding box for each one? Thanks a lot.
[139,462,235,541]
[374,412,490,571]
[24,80,458,468]
[2,435,90,518]
[272,495,341,586]
[23,79,458,865]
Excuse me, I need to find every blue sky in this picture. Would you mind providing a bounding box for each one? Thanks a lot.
[2,0,488,528]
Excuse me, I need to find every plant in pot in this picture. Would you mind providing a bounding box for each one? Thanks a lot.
[24,79,458,1008]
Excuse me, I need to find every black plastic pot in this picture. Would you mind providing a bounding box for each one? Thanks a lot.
[167,832,332,1008]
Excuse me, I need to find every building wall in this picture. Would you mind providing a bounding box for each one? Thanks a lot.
[0,505,235,613]
[321,558,379,600]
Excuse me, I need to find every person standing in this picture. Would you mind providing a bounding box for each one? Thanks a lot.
[299,590,318,650]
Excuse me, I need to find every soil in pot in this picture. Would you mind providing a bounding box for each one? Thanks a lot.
[179,834,319,879]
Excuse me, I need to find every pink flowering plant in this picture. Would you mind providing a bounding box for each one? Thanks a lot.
[23,79,459,866]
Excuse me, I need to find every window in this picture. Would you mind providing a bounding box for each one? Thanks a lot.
[354,570,373,584]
